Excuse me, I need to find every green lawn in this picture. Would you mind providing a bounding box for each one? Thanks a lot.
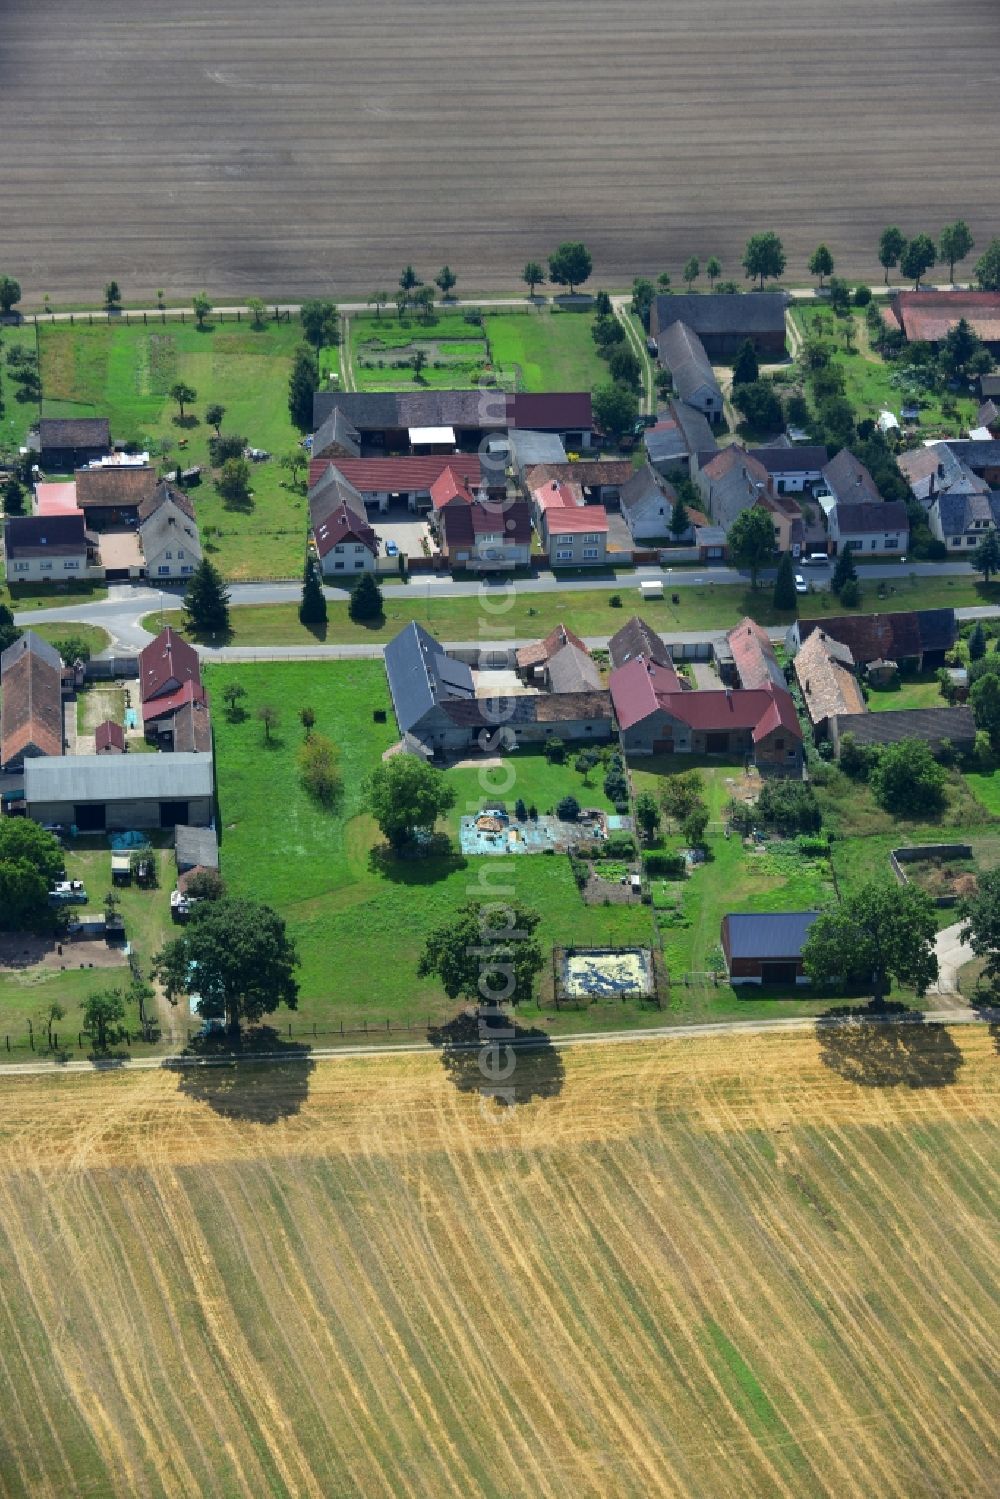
[25,623,110,657]
[1,579,108,611]
[444,748,616,837]
[0,844,173,1055]
[35,318,308,579]
[0,323,41,456]
[144,570,1000,648]
[484,308,610,394]
[207,661,652,1032]
[345,309,490,392]
[965,765,1000,815]
[866,669,948,712]
[790,305,978,436]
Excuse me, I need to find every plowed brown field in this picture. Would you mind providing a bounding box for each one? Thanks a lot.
[0,1027,996,1497]
[2,1,999,303]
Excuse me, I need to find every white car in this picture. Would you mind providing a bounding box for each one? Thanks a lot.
[794,573,808,594]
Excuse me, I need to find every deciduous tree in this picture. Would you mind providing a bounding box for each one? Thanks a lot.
[878,226,906,284]
[959,868,1000,989]
[522,261,545,297]
[365,757,456,849]
[170,381,196,420]
[217,456,251,504]
[608,345,641,389]
[592,381,638,439]
[727,504,775,588]
[83,987,128,1052]
[435,265,457,298]
[630,276,655,324]
[682,256,699,290]
[222,681,247,721]
[205,402,226,435]
[155,899,299,1036]
[971,528,1000,583]
[970,671,1000,741]
[741,232,785,289]
[299,299,339,349]
[104,280,121,309]
[974,237,1000,292]
[802,881,938,1003]
[547,241,593,295]
[808,244,834,288]
[368,289,390,319]
[298,732,341,806]
[900,233,936,289]
[192,291,212,327]
[869,738,946,817]
[247,296,267,327]
[732,379,782,432]
[939,220,974,282]
[706,256,722,287]
[417,902,543,1005]
[634,790,661,840]
[0,276,21,314]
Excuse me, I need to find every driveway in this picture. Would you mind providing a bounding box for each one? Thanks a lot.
[371,506,432,561]
[933,920,976,999]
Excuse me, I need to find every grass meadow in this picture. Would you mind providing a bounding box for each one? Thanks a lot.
[0,1028,994,1497]
[34,317,308,579]
[484,307,610,392]
[207,662,652,1033]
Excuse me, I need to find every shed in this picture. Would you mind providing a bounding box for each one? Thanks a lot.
[175,824,220,872]
[95,719,125,755]
[720,911,819,985]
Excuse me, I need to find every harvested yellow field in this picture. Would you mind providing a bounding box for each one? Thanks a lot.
[0,1027,996,1497]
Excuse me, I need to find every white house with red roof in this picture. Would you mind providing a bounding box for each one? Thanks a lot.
[530,477,608,566]
[313,503,378,576]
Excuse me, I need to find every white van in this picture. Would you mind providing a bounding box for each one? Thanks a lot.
[639,579,664,600]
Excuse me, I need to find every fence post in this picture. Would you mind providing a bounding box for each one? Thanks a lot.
[143,311,147,325]
[27,1020,34,1051]
[5,1036,8,1052]
[364,1019,368,1035]
[78,1033,83,1049]
[88,313,93,325]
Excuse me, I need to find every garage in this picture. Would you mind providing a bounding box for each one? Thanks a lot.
[24,753,214,832]
[720,911,820,986]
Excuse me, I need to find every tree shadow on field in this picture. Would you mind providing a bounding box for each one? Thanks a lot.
[167,1026,314,1123]
[816,1001,964,1089]
[427,1010,564,1108]
[967,985,1000,1056]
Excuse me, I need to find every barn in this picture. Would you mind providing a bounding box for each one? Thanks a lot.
[720,912,819,985]
[24,753,214,832]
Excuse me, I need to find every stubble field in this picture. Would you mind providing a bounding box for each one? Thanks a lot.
[0,1026,996,1498]
[2,1,999,304]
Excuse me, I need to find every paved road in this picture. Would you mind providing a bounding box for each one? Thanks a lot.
[0,1004,991,1078]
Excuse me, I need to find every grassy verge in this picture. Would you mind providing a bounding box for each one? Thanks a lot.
[0,323,41,455]
[143,572,1000,648]
[34,319,308,579]
[2,580,108,611]
[28,623,111,657]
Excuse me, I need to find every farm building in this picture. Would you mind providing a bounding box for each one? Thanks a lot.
[721,617,785,691]
[720,912,818,985]
[788,609,957,671]
[747,445,828,494]
[829,706,977,759]
[793,630,866,737]
[885,291,1000,353]
[898,444,989,506]
[652,293,788,358]
[644,400,719,476]
[36,417,110,470]
[608,615,673,670]
[75,464,158,526]
[941,439,1000,487]
[0,632,64,771]
[312,391,593,452]
[695,446,772,532]
[610,654,802,771]
[23,752,214,832]
[522,460,632,507]
[308,455,494,513]
[516,625,600,692]
[657,322,723,423]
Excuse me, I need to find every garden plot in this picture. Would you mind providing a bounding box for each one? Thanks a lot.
[560,947,654,999]
[459,807,609,856]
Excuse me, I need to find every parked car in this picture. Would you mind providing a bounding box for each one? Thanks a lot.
[385,540,399,557]
[794,573,808,594]
[646,337,658,355]
[802,552,829,566]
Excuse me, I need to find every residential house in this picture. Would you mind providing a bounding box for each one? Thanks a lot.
[618,465,676,542]
[898,443,990,506]
[748,445,828,495]
[828,706,977,760]
[722,617,785,690]
[516,625,601,692]
[75,464,158,526]
[658,322,723,424]
[438,499,533,572]
[0,632,64,771]
[309,455,489,513]
[977,399,1000,436]
[313,501,378,576]
[3,513,97,584]
[37,417,110,470]
[23,753,214,832]
[884,290,1000,354]
[140,627,201,705]
[307,463,371,523]
[142,679,208,742]
[384,622,476,750]
[610,654,802,771]
[138,482,202,580]
[792,629,867,738]
[695,445,772,532]
[720,912,819,986]
[608,615,673,670]
[760,492,807,554]
[927,490,1000,552]
[429,466,479,513]
[941,439,1000,486]
[788,609,957,671]
[652,293,788,358]
[534,493,609,567]
[95,719,126,755]
[827,500,909,557]
[821,448,882,507]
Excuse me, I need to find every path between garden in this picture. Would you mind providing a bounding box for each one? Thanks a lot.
[933,920,976,1000]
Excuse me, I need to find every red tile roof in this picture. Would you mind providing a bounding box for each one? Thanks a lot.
[34,482,80,517]
[141,678,207,724]
[440,500,532,548]
[313,502,378,559]
[726,617,784,690]
[889,290,1000,344]
[516,623,590,670]
[139,627,201,703]
[308,455,482,493]
[95,719,125,753]
[543,503,608,534]
[610,655,800,742]
[429,466,476,509]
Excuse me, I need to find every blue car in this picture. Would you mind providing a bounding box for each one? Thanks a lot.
[385,540,399,557]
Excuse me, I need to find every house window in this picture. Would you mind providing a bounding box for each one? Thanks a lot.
[951,536,961,547]
[847,540,862,551]
[165,550,173,559]
[353,544,364,553]
[869,539,878,549]
[177,549,185,558]
[334,561,345,570]
[582,547,599,559]
[63,560,79,570]
[40,562,52,571]
[334,544,344,553]
[555,549,573,561]
[354,559,364,568]
[158,566,170,575]
[12,562,28,573]
[582,533,600,543]
[966,536,976,545]
[556,535,573,545]
[886,538,898,548]
[181,566,192,575]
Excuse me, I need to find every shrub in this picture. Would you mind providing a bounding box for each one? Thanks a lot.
[839,577,861,608]
[795,835,830,857]
[854,285,872,307]
[643,852,686,878]
[609,594,623,608]
[297,732,341,806]
[556,795,580,821]
[755,780,822,834]
[544,737,566,764]
[869,739,946,817]
[514,798,527,821]
[604,833,636,859]
[727,799,754,834]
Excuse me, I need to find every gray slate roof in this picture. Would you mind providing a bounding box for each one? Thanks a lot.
[508,430,568,471]
[833,706,976,748]
[619,464,675,518]
[723,911,818,960]
[832,501,909,535]
[38,417,110,451]
[384,622,475,735]
[658,322,721,406]
[608,616,673,669]
[24,752,213,804]
[309,464,369,525]
[653,293,788,340]
[822,449,882,505]
[312,406,361,460]
[546,643,602,693]
[748,445,828,475]
[175,824,220,870]
[139,496,202,563]
[944,439,1000,472]
[932,490,1000,536]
